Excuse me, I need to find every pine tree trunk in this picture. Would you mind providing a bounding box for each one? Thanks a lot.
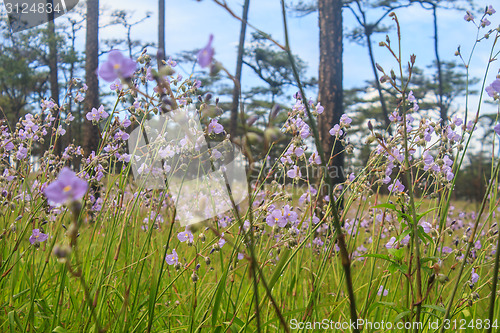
[158,0,166,65]
[47,0,61,155]
[83,0,100,156]
[318,0,344,185]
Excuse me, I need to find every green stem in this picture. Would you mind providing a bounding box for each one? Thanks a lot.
[487,189,500,333]
[440,159,500,333]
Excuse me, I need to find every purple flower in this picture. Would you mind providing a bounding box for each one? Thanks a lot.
[208,119,224,134]
[166,249,178,265]
[423,151,434,165]
[420,221,432,234]
[218,232,226,248]
[486,79,500,98]
[110,79,123,91]
[340,114,352,126]
[316,103,324,114]
[313,237,324,247]
[494,123,500,135]
[114,130,130,141]
[401,235,410,246]
[385,236,396,249]
[283,205,298,224]
[481,18,491,27]
[86,105,109,122]
[98,50,137,82]
[287,165,302,179]
[453,116,463,126]
[29,229,48,245]
[266,209,287,227]
[377,285,389,296]
[464,11,474,21]
[486,5,496,15]
[300,124,311,139]
[388,179,405,193]
[237,253,245,260]
[308,152,321,165]
[177,229,194,243]
[408,91,419,111]
[211,148,222,160]
[197,34,214,68]
[44,167,88,204]
[329,124,343,137]
[442,246,453,254]
[294,146,304,157]
[4,141,14,151]
[471,268,479,284]
[75,93,84,102]
[389,111,401,122]
[122,119,132,128]
[56,125,66,136]
[16,145,28,160]
[146,66,155,81]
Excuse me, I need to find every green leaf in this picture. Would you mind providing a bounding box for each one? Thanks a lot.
[416,208,438,224]
[388,263,399,274]
[397,229,411,242]
[268,248,291,290]
[417,226,433,243]
[212,270,228,327]
[366,301,399,317]
[397,211,413,224]
[422,304,446,313]
[394,310,412,322]
[421,256,441,264]
[52,326,68,333]
[224,316,245,333]
[372,203,397,211]
[388,248,405,261]
[8,311,22,333]
[362,253,398,265]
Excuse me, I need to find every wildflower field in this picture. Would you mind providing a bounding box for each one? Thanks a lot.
[1,1,500,332]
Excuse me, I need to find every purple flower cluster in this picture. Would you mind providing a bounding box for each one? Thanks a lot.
[266,204,298,228]
[86,105,109,122]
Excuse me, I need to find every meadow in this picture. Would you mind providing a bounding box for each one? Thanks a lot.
[1,2,500,333]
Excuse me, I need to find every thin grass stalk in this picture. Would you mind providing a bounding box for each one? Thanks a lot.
[487,187,500,333]
[440,159,500,333]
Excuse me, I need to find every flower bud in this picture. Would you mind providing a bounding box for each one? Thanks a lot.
[437,274,449,284]
[53,245,71,261]
[210,62,223,76]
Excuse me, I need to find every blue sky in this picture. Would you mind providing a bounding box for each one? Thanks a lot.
[94,0,497,82]
[93,0,499,114]
[1,0,498,114]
